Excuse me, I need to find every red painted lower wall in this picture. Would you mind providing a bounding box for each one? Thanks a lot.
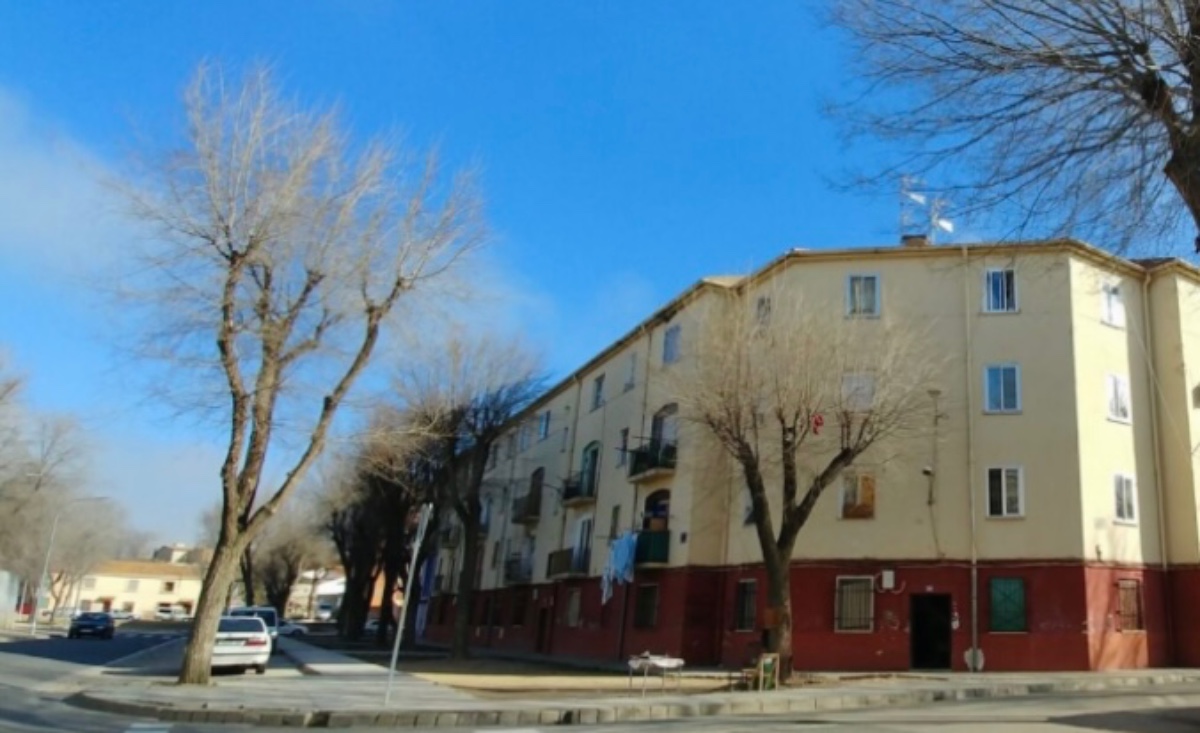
[420,560,1180,672]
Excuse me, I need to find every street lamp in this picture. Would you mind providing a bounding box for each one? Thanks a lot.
[29,496,109,637]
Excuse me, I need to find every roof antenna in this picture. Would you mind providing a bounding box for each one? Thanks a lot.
[900,176,954,245]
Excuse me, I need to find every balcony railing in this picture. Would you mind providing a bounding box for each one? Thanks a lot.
[561,473,597,507]
[510,489,542,525]
[546,547,591,579]
[503,554,533,585]
[635,530,670,566]
[628,440,677,481]
[433,573,455,594]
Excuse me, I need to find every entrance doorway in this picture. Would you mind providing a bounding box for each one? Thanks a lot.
[536,607,551,653]
[910,594,952,670]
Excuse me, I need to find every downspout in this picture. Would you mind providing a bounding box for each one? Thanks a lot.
[961,244,980,672]
[618,324,653,661]
[1141,273,1173,657]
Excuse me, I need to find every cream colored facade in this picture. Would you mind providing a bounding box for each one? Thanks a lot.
[433,240,1200,592]
[71,559,203,618]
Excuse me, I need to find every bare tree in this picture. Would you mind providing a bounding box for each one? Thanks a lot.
[47,501,130,618]
[829,0,1200,252]
[667,288,937,675]
[117,63,483,684]
[396,334,543,659]
[256,502,318,618]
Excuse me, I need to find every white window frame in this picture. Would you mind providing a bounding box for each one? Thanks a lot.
[125,579,139,592]
[846,274,881,317]
[1107,374,1131,423]
[1102,282,1127,328]
[983,268,1018,313]
[617,428,629,467]
[518,424,531,452]
[984,364,1022,414]
[986,466,1025,518]
[663,325,682,365]
[592,374,605,410]
[625,352,637,391]
[82,577,96,591]
[1114,473,1138,524]
[538,411,551,440]
[834,576,875,632]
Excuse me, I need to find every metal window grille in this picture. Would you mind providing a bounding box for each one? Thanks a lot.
[634,585,659,629]
[1117,580,1144,631]
[834,577,874,631]
[989,578,1027,632]
[734,580,757,631]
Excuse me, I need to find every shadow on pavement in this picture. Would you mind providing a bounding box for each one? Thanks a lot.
[1053,707,1200,731]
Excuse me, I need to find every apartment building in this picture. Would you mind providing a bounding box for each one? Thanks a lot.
[72,559,203,619]
[420,238,1200,672]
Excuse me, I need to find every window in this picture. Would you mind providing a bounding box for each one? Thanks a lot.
[82,577,96,591]
[989,578,1027,632]
[581,443,601,495]
[984,364,1021,413]
[121,602,135,613]
[488,443,499,469]
[506,435,516,458]
[617,428,629,467]
[755,296,772,326]
[841,373,876,412]
[608,505,621,540]
[742,488,755,525]
[834,577,874,631]
[538,411,551,440]
[561,426,570,453]
[840,472,877,519]
[1102,283,1126,328]
[125,579,139,592]
[1115,474,1137,523]
[846,274,880,317]
[986,467,1024,517]
[565,588,582,627]
[518,424,531,452]
[734,580,757,631]
[1117,579,1144,631]
[1107,374,1131,422]
[491,540,500,569]
[161,581,176,594]
[633,585,659,628]
[592,375,606,410]
[625,352,638,391]
[984,268,1018,312]
[663,325,682,365]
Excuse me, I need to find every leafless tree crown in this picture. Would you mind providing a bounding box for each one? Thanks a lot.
[830,0,1200,252]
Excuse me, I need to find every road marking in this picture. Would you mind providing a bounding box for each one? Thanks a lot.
[125,724,171,732]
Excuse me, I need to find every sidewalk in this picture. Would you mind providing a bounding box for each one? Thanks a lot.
[70,639,1200,729]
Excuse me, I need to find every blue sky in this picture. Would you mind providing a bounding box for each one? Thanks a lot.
[0,2,945,541]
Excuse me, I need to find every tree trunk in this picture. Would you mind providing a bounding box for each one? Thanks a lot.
[451,530,479,659]
[240,547,256,606]
[379,565,398,647]
[763,554,794,679]
[178,545,240,684]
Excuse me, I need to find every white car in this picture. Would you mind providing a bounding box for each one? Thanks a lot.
[279,621,308,637]
[211,616,270,674]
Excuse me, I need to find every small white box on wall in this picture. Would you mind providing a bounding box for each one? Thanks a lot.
[880,570,896,590]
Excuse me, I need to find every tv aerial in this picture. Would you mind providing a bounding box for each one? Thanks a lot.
[900,176,954,244]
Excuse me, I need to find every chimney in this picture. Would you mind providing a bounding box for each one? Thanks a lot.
[901,234,929,247]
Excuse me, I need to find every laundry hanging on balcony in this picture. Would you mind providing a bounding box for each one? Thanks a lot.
[600,531,639,605]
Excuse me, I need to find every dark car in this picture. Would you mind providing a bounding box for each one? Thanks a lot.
[68,612,115,639]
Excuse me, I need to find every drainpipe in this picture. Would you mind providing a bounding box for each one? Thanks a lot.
[961,244,980,672]
[618,324,654,661]
[1141,273,1173,657]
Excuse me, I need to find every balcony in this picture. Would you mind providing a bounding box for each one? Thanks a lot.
[503,554,533,585]
[438,525,461,548]
[546,547,591,579]
[628,440,677,482]
[433,573,455,595]
[635,530,670,567]
[561,473,597,508]
[510,489,542,525]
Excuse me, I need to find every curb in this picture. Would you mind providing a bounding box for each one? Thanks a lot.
[65,672,1200,728]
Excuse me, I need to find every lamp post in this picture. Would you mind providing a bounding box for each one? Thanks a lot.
[30,496,108,637]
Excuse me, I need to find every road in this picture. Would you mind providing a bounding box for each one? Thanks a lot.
[0,631,1198,733]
